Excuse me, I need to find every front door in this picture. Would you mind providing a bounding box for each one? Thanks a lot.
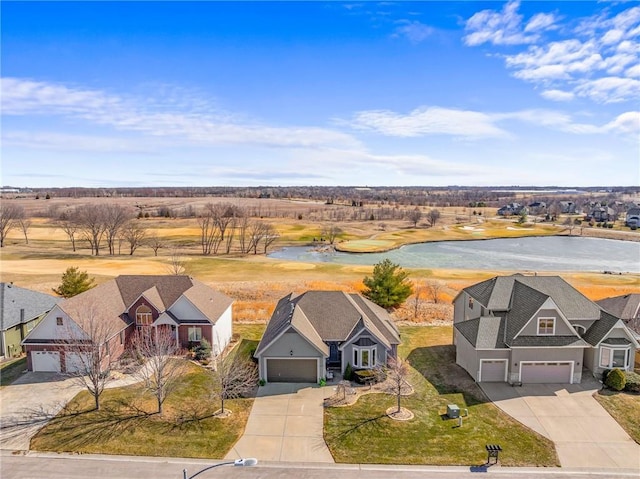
[328,342,341,366]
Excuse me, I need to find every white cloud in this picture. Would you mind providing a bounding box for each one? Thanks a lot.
[603,111,640,135]
[524,12,558,33]
[540,89,575,101]
[574,76,640,103]
[392,20,434,43]
[346,106,508,139]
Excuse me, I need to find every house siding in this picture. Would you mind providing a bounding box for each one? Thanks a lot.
[259,330,324,382]
[210,305,232,354]
[519,308,575,336]
[178,324,213,349]
[129,296,160,325]
[510,347,583,383]
[341,334,388,372]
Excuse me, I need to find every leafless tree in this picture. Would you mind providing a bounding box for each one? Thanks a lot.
[18,218,32,244]
[262,223,279,254]
[0,203,25,247]
[209,351,257,414]
[103,204,131,255]
[75,204,107,255]
[384,357,411,414]
[321,224,342,245]
[407,208,422,228]
[426,279,444,304]
[563,216,576,236]
[427,209,441,227]
[197,204,222,255]
[58,210,79,252]
[131,328,185,416]
[237,214,250,254]
[167,247,188,275]
[224,216,237,254]
[412,283,426,319]
[246,220,265,255]
[59,304,118,411]
[147,234,165,256]
[210,202,238,254]
[120,220,147,255]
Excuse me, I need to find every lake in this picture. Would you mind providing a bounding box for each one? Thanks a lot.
[268,236,640,273]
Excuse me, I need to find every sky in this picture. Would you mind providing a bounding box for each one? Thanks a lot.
[1,1,639,188]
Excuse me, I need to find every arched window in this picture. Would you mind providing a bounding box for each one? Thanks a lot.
[572,324,586,336]
[135,305,153,326]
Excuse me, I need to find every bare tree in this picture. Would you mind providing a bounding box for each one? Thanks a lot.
[407,208,422,228]
[0,203,25,247]
[131,328,185,416]
[246,220,265,255]
[167,247,188,275]
[147,234,165,256]
[120,220,146,255]
[262,223,279,254]
[426,279,444,304]
[412,283,426,319]
[75,204,107,255]
[427,209,441,227]
[197,204,222,255]
[103,204,130,255]
[18,218,32,244]
[384,356,411,414]
[237,214,250,254]
[321,224,342,245]
[210,202,237,254]
[59,304,118,410]
[210,351,257,414]
[58,210,79,252]
[563,216,576,236]
[224,216,237,254]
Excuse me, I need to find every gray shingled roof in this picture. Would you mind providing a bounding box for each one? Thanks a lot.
[597,294,640,321]
[582,311,622,346]
[505,281,549,344]
[0,283,60,331]
[454,316,506,349]
[510,336,587,347]
[115,275,195,310]
[255,291,400,357]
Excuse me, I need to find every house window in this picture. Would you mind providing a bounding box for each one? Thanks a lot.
[537,317,555,335]
[188,327,202,342]
[468,298,474,309]
[572,324,586,336]
[600,346,630,369]
[135,305,153,326]
[353,346,377,369]
[56,317,63,326]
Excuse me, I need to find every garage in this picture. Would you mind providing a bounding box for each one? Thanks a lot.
[31,351,61,372]
[66,352,90,374]
[521,362,572,384]
[266,358,317,383]
[479,359,507,382]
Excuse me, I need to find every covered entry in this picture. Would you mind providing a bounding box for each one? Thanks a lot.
[266,358,317,383]
[31,351,61,372]
[521,362,573,384]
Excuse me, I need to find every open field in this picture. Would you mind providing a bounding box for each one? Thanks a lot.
[594,390,640,444]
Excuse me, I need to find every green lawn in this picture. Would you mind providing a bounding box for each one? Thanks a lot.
[0,357,27,388]
[32,360,254,458]
[594,390,640,444]
[324,326,558,466]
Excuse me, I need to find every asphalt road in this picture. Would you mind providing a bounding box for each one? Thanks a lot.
[1,452,638,479]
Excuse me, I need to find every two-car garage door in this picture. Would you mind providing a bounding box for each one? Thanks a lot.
[266,358,318,383]
[521,362,573,384]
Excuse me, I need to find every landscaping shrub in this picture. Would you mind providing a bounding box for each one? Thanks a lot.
[353,369,376,384]
[194,338,212,361]
[605,368,626,391]
[624,371,640,393]
[344,362,353,381]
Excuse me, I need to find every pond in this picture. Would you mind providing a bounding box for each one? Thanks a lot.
[268,236,640,273]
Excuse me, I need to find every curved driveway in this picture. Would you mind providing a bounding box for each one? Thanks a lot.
[226,383,334,463]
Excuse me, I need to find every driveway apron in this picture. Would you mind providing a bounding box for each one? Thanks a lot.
[226,383,334,463]
[481,380,640,471]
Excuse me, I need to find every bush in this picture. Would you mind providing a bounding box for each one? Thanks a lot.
[319,378,326,386]
[259,379,266,387]
[624,371,640,393]
[344,362,353,381]
[353,369,376,384]
[601,368,611,384]
[605,368,626,391]
[194,339,212,361]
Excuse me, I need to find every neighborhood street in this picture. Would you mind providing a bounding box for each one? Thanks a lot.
[2,452,639,479]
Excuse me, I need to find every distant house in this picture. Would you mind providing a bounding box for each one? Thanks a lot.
[497,203,527,216]
[527,201,546,215]
[453,274,638,384]
[587,206,616,222]
[597,294,640,338]
[560,201,578,214]
[22,275,233,373]
[254,291,400,383]
[625,206,640,227]
[0,283,60,358]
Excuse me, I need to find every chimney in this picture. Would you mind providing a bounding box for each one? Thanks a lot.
[20,308,25,323]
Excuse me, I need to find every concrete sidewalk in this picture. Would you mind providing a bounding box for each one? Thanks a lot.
[226,383,334,463]
[481,380,640,471]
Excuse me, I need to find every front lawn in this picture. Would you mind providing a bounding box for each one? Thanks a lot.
[0,357,27,387]
[594,389,640,444]
[324,326,558,466]
[31,361,253,458]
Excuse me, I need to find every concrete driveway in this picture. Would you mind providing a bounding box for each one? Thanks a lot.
[226,383,334,463]
[0,372,83,451]
[481,379,640,471]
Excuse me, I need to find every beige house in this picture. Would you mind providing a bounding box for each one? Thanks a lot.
[254,291,400,383]
[453,275,638,384]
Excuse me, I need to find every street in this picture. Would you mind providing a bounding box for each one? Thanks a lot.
[1,452,638,479]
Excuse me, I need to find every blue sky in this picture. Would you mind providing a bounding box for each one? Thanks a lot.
[2,1,638,188]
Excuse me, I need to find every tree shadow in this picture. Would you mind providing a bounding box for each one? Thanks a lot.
[406,345,490,407]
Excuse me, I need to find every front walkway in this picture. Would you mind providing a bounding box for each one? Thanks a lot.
[481,379,640,471]
[225,383,334,463]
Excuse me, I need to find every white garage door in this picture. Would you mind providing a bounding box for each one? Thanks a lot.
[521,362,572,384]
[480,360,507,382]
[32,351,61,372]
[66,352,91,374]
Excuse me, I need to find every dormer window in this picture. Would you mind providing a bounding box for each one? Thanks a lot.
[135,305,153,326]
[468,298,474,309]
[538,317,555,335]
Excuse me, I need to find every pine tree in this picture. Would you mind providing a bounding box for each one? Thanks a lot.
[362,259,413,308]
[53,266,96,298]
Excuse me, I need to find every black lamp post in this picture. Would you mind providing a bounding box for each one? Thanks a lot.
[183,458,258,479]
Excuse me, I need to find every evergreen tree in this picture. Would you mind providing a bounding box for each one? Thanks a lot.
[362,259,412,308]
[53,266,96,298]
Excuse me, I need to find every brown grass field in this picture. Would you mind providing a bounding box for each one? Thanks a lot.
[1,196,638,324]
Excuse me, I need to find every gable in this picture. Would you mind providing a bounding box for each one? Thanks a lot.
[169,296,208,321]
[1,283,60,330]
[515,300,578,337]
[22,305,87,342]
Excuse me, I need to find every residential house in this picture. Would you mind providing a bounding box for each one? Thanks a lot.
[559,201,578,214]
[527,201,546,215]
[587,206,616,222]
[625,206,640,227]
[453,274,638,384]
[254,291,400,383]
[0,283,60,358]
[497,202,527,216]
[597,294,640,337]
[22,275,233,373]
